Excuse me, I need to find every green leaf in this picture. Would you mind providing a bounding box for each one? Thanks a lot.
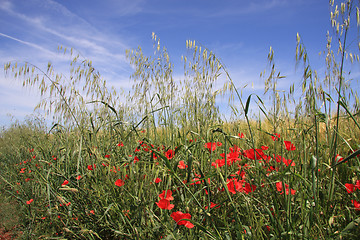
[244,94,252,116]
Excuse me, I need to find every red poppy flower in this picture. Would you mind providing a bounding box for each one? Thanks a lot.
[236,168,246,179]
[159,190,174,200]
[170,211,194,228]
[345,181,360,193]
[227,178,256,194]
[276,181,296,195]
[335,154,345,163]
[211,147,243,168]
[115,179,124,187]
[243,148,268,161]
[117,142,124,147]
[271,133,280,141]
[165,149,174,160]
[61,180,69,186]
[87,164,96,171]
[205,202,220,210]
[244,182,257,194]
[211,158,226,168]
[284,141,296,151]
[76,175,82,180]
[156,199,174,210]
[261,145,269,150]
[105,154,110,158]
[154,177,162,183]
[274,154,295,166]
[238,133,245,138]
[227,178,244,194]
[150,152,158,160]
[356,180,360,189]
[351,200,360,210]
[190,178,203,185]
[283,158,295,166]
[178,160,188,169]
[204,142,222,152]
[345,183,355,193]
[26,199,33,205]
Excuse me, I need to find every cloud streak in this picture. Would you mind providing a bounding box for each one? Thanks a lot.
[0,32,58,57]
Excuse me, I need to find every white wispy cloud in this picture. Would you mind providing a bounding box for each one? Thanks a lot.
[0,32,59,57]
[0,0,142,125]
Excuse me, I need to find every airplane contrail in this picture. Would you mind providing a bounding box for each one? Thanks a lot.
[0,32,56,56]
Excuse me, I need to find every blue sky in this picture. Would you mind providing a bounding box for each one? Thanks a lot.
[0,0,354,126]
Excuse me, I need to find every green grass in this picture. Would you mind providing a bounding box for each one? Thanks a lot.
[0,114,359,239]
[1,1,360,239]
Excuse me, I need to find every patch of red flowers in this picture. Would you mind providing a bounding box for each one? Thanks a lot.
[227,178,256,194]
[242,148,269,161]
[156,190,174,210]
[211,145,242,168]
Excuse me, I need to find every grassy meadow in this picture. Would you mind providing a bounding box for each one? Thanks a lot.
[1,1,360,239]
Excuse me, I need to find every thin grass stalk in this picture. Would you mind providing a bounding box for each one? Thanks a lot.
[329,6,350,203]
